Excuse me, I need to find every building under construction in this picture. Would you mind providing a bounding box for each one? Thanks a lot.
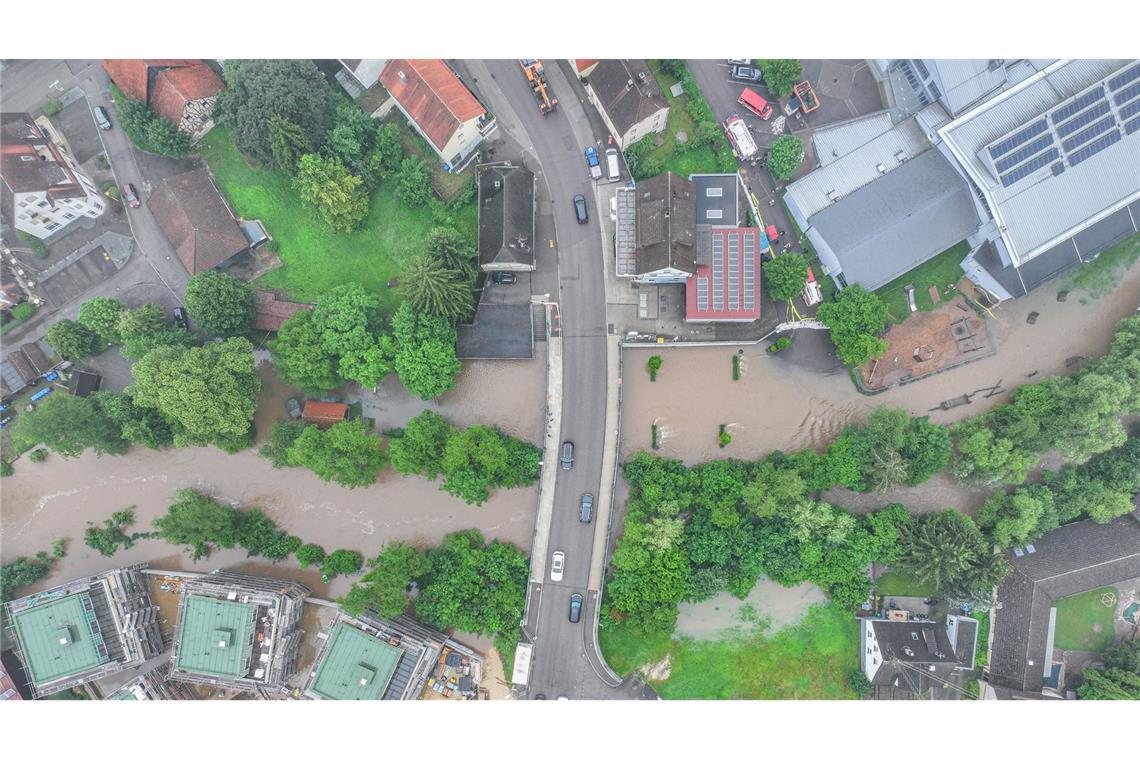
[2,564,163,699]
[303,612,483,700]
[104,660,195,700]
[168,571,309,693]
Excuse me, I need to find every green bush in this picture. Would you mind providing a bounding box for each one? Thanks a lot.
[848,668,872,696]
[95,153,110,170]
[16,230,49,259]
[28,448,48,463]
[1,460,13,477]
[732,354,740,380]
[110,84,192,157]
[648,355,663,381]
[102,182,121,201]
[767,136,805,182]
[43,99,63,117]
[718,424,732,449]
[768,336,791,353]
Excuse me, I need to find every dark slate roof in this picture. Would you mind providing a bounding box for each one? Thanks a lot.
[455,303,533,359]
[477,164,535,268]
[588,60,667,137]
[20,341,54,375]
[808,149,979,291]
[636,172,695,275]
[691,174,742,228]
[864,619,962,692]
[989,509,1140,693]
[68,371,102,397]
[971,239,1027,298]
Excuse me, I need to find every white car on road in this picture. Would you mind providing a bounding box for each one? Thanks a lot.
[550,551,565,582]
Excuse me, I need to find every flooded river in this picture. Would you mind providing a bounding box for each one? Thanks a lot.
[0,358,546,597]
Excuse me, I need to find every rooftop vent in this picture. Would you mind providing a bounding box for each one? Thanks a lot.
[627,79,634,89]
[902,646,915,657]
[876,163,887,174]
[911,632,919,640]
[398,70,407,84]
[638,71,647,84]
[894,149,908,163]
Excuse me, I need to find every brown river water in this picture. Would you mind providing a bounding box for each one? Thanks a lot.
[0,358,546,597]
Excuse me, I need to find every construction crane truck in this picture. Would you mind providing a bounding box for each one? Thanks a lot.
[519,59,559,115]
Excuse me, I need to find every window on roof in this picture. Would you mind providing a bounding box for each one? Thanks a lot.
[706,187,723,197]
[37,200,49,208]
[706,210,723,219]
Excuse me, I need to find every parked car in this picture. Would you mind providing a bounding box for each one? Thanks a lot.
[572,194,588,224]
[731,65,764,83]
[739,88,774,120]
[584,146,602,180]
[0,416,12,429]
[766,224,779,243]
[93,106,112,130]
[568,593,583,623]
[551,551,565,582]
[491,271,517,285]
[579,493,594,524]
[609,196,617,222]
[122,183,140,208]
[605,148,620,180]
[172,306,189,330]
[560,440,574,470]
[727,59,751,66]
[286,397,302,420]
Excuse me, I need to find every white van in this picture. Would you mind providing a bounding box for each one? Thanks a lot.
[605,148,620,181]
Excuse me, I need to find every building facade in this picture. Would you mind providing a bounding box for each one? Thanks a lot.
[1,113,105,241]
[584,60,669,149]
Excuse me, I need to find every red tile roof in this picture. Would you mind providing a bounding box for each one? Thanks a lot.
[147,168,247,274]
[575,59,600,74]
[685,228,763,322]
[252,290,315,332]
[150,64,223,127]
[102,59,202,103]
[302,401,348,426]
[379,59,485,151]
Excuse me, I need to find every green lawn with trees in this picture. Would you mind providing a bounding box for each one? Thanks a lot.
[873,569,934,597]
[874,240,971,322]
[1052,587,1119,652]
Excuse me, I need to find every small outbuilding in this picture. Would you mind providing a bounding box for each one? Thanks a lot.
[302,400,349,427]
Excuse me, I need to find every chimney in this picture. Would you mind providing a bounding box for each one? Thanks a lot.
[876,163,886,173]
[627,79,634,89]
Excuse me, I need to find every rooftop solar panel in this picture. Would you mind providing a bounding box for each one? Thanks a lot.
[1125,116,1140,135]
[1061,116,1116,153]
[1055,101,1111,137]
[987,119,1048,159]
[1050,162,1066,176]
[1067,129,1122,167]
[1120,99,1140,122]
[697,277,708,311]
[1051,86,1106,124]
[999,148,1059,187]
[1113,81,1140,107]
[1108,63,1140,92]
[994,134,1055,174]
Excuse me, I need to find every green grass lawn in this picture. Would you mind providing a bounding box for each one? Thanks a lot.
[201,126,474,317]
[600,602,859,699]
[874,240,971,323]
[1052,586,1119,653]
[642,62,724,178]
[874,570,934,598]
[1065,231,1140,302]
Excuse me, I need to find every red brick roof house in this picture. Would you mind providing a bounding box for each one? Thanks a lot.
[147,168,248,275]
[378,60,495,173]
[102,60,222,139]
[252,290,316,332]
[302,401,348,427]
[572,60,600,77]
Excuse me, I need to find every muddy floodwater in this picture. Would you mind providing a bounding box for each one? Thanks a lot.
[0,358,545,597]
[622,266,1140,465]
[674,578,828,640]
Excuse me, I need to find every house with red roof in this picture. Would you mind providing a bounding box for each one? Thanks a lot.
[378,60,496,173]
[147,168,249,275]
[102,60,223,139]
[302,401,348,427]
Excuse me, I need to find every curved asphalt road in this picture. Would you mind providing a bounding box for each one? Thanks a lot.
[469,60,619,699]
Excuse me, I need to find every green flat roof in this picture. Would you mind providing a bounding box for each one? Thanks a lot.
[12,594,106,686]
[311,623,402,701]
[174,595,256,679]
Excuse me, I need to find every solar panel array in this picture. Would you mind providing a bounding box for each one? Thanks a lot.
[727,233,740,311]
[696,276,709,312]
[690,230,760,318]
[741,233,756,311]
[981,63,1140,189]
[711,233,724,311]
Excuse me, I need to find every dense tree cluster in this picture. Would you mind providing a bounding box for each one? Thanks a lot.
[184,272,255,337]
[1,550,60,603]
[285,420,387,488]
[952,314,1140,485]
[816,285,889,366]
[766,136,804,181]
[756,59,803,98]
[338,541,430,618]
[388,410,541,505]
[1079,639,1140,700]
[763,253,809,301]
[109,84,192,157]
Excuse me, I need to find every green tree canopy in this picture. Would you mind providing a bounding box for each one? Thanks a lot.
[396,157,432,207]
[152,489,243,560]
[323,101,385,188]
[128,338,260,448]
[894,510,1009,607]
[260,420,308,469]
[426,226,477,277]
[766,135,804,181]
[816,285,889,366]
[294,153,370,233]
[12,393,126,458]
[77,297,125,347]
[215,59,334,166]
[46,319,102,361]
[184,272,255,337]
[757,59,803,98]
[338,541,430,618]
[400,255,475,322]
[415,530,528,639]
[110,84,192,157]
[391,303,461,400]
[296,543,326,569]
[93,391,174,450]
[763,253,809,300]
[268,115,312,174]
[268,310,341,393]
[286,420,386,488]
[439,424,541,505]
[323,549,364,578]
[388,410,455,479]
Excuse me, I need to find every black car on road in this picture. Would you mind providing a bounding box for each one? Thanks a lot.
[579,493,593,524]
[569,593,583,623]
[573,194,588,224]
[560,440,574,470]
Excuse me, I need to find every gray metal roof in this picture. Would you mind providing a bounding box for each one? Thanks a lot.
[939,59,1140,265]
[478,164,535,269]
[786,116,931,220]
[812,112,894,167]
[928,59,1011,116]
[807,149,979,290]
[690,174,741,227]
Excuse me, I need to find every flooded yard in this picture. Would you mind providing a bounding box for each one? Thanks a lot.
[674,578,828,640]
[0,358,545,598]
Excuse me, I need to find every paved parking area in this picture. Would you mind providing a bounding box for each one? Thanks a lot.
[37,246,121,305]
[51,97,103,164]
